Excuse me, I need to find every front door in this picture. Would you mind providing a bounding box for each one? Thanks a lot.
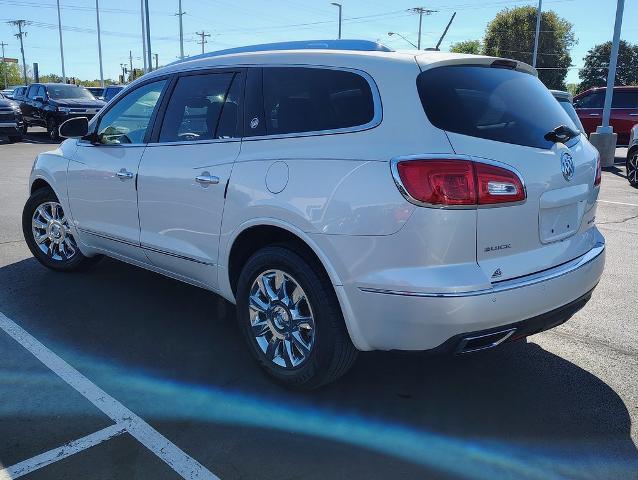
[67,79,168,262]
[138,70,244,289]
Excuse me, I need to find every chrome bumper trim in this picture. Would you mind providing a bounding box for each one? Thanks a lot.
[0,122,18,128]
[359,242,605,298]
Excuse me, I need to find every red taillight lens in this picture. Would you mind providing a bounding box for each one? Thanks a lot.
[395,159,525,206]
[396,160,476,205]
[594,155,602,186]
[475,163,526,204]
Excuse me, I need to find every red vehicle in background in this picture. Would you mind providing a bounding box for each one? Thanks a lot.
[573,86,638,146]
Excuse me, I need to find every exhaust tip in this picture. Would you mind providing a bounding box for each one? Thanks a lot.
[456,328,516,354]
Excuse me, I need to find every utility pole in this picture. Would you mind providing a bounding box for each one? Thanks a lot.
[408,7,437,50]
[176,0,185,60]
[330,3,342,40]
[129,50,133,75]
[120,63,127,83]
[141,0,147,72]
[154,53,158,69]
[56,0,66,83]
[144,0,152,71]
[95,0,104,87]
[0,41,7,89]
[9,21,28,85]
[196,31,210,54]
[532,0,542,67]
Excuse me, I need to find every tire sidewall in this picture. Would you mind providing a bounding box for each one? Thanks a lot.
[236,247,340,388]
[47,117,59,141]
[628,151,638,187]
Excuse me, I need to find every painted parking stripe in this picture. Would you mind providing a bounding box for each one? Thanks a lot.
[598,200,638,207]
[1,424,126,479]
[0,312,219,480]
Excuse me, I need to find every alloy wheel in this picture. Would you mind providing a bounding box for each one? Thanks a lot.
[248,269,315,369]
[31,201,78,261]
[629,153,638,185]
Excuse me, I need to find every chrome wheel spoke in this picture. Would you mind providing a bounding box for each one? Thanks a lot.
[35,233,48,245]
[249,269,316,369]
[31,201,78,262]
[32,217,47,230]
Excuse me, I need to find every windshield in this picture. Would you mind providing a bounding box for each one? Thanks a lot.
[417,65,579,149]
[47,85,96,100]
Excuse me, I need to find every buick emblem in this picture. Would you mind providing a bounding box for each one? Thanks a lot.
[561,152,575,181]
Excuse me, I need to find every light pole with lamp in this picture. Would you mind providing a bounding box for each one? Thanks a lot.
[330,3,342,39]
[387,32,417,49]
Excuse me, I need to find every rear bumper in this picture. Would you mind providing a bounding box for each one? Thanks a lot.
[343,240,605,351]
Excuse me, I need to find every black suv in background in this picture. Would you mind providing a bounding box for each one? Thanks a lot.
[0,92,24,143]
[20,83,105,140]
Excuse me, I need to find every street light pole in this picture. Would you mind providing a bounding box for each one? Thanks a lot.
[532,0,542,67]
[387,32,417,49]
[144,0,152,71]
[95,0,104,87]
[141,0,147,72]
[56,0,66,83]
[330,3,342,40]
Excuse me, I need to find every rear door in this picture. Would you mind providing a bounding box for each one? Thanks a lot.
[417,62,600,282]
[610,89,638,146]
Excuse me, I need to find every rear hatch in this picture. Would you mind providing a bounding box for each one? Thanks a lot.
[416,57,600,282]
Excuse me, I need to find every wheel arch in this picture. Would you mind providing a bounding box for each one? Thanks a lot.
[30,177,53,194]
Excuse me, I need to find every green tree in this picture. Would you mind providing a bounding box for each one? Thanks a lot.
[0,62,24,88]
[450,40,481,55]
[40,73,63,84]
[483,6,575,89]
[578,40,638,92]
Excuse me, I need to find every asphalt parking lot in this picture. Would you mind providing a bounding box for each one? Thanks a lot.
[1,129,637,479]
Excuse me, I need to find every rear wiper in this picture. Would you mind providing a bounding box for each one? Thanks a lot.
[544,124,579,144]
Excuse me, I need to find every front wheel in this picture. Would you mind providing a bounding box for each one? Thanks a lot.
[236,245,357,389]
[628,150,638,188]
[22,188,101,271]
[47,117,60,141]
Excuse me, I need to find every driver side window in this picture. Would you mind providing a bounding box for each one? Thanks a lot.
[96,79,166,145]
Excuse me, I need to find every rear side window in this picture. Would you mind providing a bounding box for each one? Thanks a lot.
[417,65,579,150]
[611,91,638,109]
[27,85,38,99]
[261,67,375,136]
[159,72,242,142]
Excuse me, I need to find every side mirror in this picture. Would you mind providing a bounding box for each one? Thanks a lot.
[59,117,89,139]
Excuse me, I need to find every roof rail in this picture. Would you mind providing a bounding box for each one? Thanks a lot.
[168,39,393,66]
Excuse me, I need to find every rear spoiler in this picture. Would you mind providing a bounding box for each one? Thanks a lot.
[414,52,537,77]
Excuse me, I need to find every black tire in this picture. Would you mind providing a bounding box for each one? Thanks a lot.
[627,149,638,188]
[8,135,23,143]
[47,117,60,141]
[22,122,28,135]
[22,187,101,272]
[236,245,357,389]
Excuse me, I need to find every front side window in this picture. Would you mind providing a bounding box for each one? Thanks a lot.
[47,85,95,100]
[27,85,39,99]
[574,91,604,109]
[37,86,46,99]
[159,72,241,142]
[418,65,579,150]
[261,67,375,136]
[96,79,166,145]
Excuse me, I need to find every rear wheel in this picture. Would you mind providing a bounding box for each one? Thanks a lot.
[628,149,638,188]
[21,122,28,135]
[8,135,23,143]
[236,245,357,389]
[47,117,60,141]
[22,188,101,271]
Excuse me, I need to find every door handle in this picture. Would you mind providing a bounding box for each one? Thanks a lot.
[195,172,220,186]
[589,113,600,116]
[629,113,638,116]
[116,168,134,180]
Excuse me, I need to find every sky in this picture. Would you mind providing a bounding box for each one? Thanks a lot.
[0,0,636,85]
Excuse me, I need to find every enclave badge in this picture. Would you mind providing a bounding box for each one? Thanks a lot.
[561,152,575,181]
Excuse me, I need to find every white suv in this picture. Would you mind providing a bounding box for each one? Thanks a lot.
[22,40,605,389]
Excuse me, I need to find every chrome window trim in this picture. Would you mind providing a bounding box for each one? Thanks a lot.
[146,137,242,147]
[390,154,527,210]
[359,241,604,298]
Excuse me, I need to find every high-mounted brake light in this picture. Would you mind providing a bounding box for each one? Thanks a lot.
[394,159,525,207]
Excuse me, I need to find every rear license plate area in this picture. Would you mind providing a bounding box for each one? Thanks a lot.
[539,202,581,244]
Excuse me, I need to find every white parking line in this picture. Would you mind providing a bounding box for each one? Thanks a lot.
[2,424,127,479]
[598,200,638,207]
[0,312,219,480]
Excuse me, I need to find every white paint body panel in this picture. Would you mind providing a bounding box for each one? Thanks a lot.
[27,48,605,352]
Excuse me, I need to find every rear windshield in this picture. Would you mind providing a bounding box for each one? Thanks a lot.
[417,65,579,150]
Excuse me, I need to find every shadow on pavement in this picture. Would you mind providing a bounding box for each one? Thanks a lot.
[1,256,637,479]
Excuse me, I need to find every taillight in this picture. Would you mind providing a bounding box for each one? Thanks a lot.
[594,154,602,186]
[394,159,525,207]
